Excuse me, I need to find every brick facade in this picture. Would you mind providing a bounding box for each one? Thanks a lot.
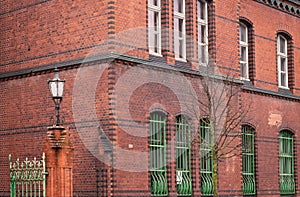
[1,0,300,196]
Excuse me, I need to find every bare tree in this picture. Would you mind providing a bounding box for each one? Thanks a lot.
[189,64,251,197]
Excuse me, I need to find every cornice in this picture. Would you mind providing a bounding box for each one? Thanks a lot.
[256,0,300,17]
[1,52,300,102]
[242,84,300,101]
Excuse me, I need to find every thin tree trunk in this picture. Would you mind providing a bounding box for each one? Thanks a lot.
[212,150,218,197]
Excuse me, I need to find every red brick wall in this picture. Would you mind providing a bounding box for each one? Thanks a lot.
[240,0,300,93]
[1,0,300,196]
[0,0,109,73]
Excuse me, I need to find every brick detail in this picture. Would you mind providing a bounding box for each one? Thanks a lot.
[44,126,74,197]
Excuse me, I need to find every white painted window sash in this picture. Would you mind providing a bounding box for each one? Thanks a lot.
[197,0,208,66]
[148,0,162,55]
[239,23,249,80]
[277,35,288,89]
[174,0,186,61]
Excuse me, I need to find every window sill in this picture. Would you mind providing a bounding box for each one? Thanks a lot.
[278,86,290,90]
[278,87,292,95]
[149,51,162,57]
[240,77,250,81]
[175,57,187,62]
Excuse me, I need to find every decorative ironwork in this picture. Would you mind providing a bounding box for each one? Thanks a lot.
[242,125,256,195]
[9,153,47,197]
[150,112,168,196]
[279,130,295,194]
[200,119,214,196]
[176,115,192,196]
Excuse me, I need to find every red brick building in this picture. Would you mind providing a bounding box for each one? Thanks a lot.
[1,0,300,196]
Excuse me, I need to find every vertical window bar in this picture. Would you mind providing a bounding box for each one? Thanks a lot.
[176,116,192,196]
[242,125,256,195]
[200,120,214,196]
[279,131,295,194]
[150,112,168,196]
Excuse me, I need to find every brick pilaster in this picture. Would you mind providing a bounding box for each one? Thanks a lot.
[44,126,74,197]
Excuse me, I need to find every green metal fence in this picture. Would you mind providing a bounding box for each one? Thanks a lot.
[9,153,47,197]
[242,125,256,195]
[176,115,192,196]
[150,112,168,196]
[200,120,214,196]
[279,130,295,195]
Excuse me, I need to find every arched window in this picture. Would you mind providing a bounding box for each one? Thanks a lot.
[277,32,293,90]
[148,0,161,55]
[174,0,186,60]
[149,111,168,196]
[239,19,254,81]
[239,22,249,79]
[175,115,192,196]
[277,35,288,88]
[200,119,214,196]
[279,130,295,194]
[197,0,208,66]
[241,125,256,195]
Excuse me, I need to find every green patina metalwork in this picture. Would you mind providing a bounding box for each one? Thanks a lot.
[242,125,256,195]
[176,115,192,196]
[9,153,47,197]
[150,112,168,196]
[279,130,295,195]
[200,120,214,196]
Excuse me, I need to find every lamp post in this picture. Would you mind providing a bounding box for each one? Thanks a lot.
[48,68,65,126]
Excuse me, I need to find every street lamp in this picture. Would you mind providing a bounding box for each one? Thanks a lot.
[48,68,65,126]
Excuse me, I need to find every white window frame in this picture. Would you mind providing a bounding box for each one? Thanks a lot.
[197,0,208,66]
[174,0,186,61]
[148,0,162,55]
[239,23,249,80]
[277,35,288,89]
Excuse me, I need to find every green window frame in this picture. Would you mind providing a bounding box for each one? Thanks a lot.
[150,112,168,196]
[279,130,295,195]
[176,115,192,196]
[242,125,256,195]
[200,119,214,196]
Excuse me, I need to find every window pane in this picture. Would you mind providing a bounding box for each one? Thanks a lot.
[148,10,154,50]
[154,34,159,53]
[179,39,183,58]
[179,18,183,38]
[149,0,159,6]
[197,0,206,20]
[199,45,206,64]
[240,24,247,42]
[201,25,206,43]
[280,36,286,54]
[174,18,179,56]
[281,73,286,87]
[175,18,185,59]
[280,57,286,71]
[240,46,247,61]
[241,63,248,78]
[175,0,184,13]
[154,12,159,31]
